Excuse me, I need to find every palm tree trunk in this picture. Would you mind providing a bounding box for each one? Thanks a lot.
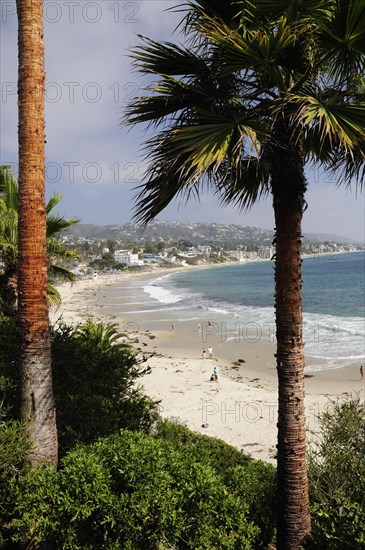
[272,146,311,548]
[17,0,58,465]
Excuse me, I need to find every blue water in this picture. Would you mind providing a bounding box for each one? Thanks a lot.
[142,251,365,372]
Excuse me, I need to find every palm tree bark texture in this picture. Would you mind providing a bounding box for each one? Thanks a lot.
[16,0,58,465]
[271,137,310,547]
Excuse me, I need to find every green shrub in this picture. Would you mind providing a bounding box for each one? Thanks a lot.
[155,420,276,548]
[0,420,31,548]
[51,321,159,455]
[304,397,365,549]
[154,419,253,471]
[0,318,159,457]
[226,462,276,548]
[11,430,262,549]
[0,317,20,419]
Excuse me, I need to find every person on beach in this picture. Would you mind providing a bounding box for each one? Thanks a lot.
[208,346,213,359]
[213,367,218,382]
[202,348,206,359]
[360,365,364,381]
[172,323,175,331]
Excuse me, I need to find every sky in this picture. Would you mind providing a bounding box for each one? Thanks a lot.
[1,0,364,242]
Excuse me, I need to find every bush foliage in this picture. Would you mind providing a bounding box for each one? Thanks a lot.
[305,397,365,549]
[154,419,276,546]
[10,430,275,549]
[0,317,159,456]
[50,320,159,454]
[0,420,31,548]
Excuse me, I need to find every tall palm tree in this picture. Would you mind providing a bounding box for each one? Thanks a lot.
[0,164,79,316]
[16,0,58,465]
[125,1,365,547]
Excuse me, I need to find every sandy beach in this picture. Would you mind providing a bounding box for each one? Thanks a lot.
[50,269,364,464]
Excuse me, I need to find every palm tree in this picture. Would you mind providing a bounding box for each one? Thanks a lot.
[0,164,79,316]
[16,0,58,465]
[125,1,365,547]
[44,193,79,305]
[0,165,18,316]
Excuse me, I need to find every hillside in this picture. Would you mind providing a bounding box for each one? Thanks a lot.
[65,221,360,246]
[66,221,274,246]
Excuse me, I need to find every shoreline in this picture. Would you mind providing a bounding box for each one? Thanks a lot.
[51,267,364,463]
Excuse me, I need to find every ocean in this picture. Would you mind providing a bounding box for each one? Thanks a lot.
[141,251,365,373]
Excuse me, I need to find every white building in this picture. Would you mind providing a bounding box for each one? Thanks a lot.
[198,245,212,255]
[226,250,249,261]
[257,246,275,259]
[114,250,140,266]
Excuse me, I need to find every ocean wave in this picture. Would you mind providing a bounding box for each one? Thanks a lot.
[207,306,230,315]
[303,312,364,334]
[120,306,189,314]
[143,283,182,304]
[305,354,365,372]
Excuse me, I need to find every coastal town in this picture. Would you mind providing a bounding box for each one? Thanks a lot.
[60,221,363,276]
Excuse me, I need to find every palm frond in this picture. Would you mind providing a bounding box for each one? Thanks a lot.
[46,214,79,238]
[302,126,335,163]
[47,283,62,307]
[169,108,264,172]
[46,238,79,258]
[196,14,320,95]
[133,145,203,225]
[126,41,245,130]
[125,76,213,127]
[76,321,131,349]
[198,15,295,82]
[130,36,210,77]
[214,155,271,210]
[324,145,365,188]
[0,165,18,211]
[318,0,365,78]
[253,0,335,23]
[179,0,251,35]
[0,209,18,250]
[349,73,365,100]
[48,264,77,283]
[46,194,79,236]
[288,93,365,150]
[46,193,63,214]
[133,114,266,226]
